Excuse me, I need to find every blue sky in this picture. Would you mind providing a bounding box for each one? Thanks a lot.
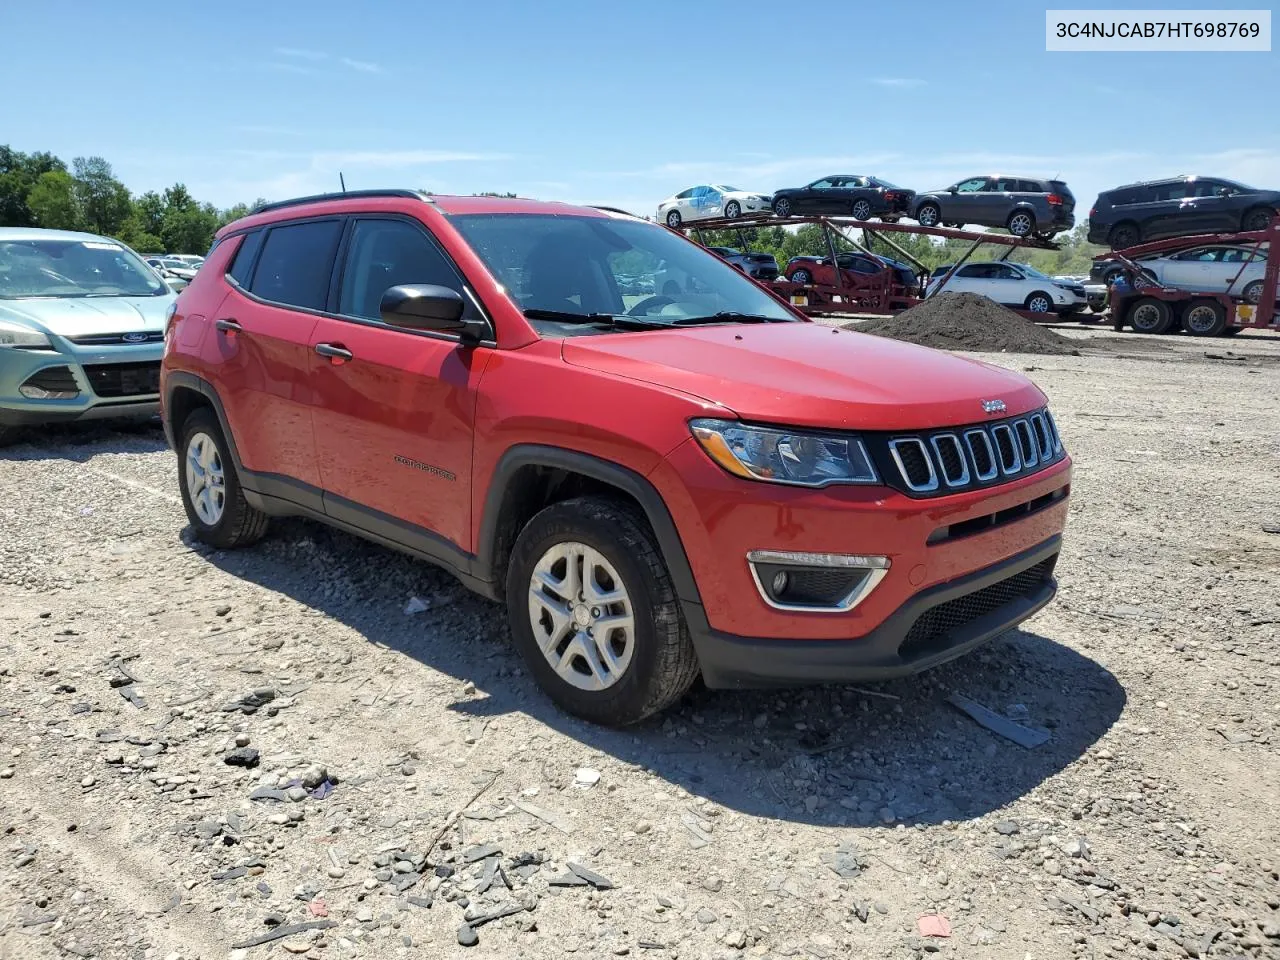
[2,1,1276,218]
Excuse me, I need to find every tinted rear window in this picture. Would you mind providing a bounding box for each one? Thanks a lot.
[249,220,343,310]
[228,230,264,287]
[1105,186,1145,205]
[1048,181,1073,199]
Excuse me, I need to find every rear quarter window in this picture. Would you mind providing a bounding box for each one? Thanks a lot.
[228,230,264,287]
[248,220,343,311]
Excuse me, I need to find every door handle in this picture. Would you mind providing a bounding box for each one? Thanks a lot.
[314,342,354,363]
[215,318,242,334]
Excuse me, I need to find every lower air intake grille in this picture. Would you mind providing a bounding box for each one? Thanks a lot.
[22,366,79,395]
[83,361,161,398]
[899,558,1055,660]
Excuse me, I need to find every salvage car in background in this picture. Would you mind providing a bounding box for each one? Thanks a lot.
[770,175,915,221]
[786,252,918,293]
[1087,176,1280,249]
[1094,243,1272,304]
[705,246,780,280]
[926,261,1086,316]
[913,176,1075,238]
[0,228,174,443]
[656,185,772,228]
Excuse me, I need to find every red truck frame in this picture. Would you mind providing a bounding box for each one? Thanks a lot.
[674,213,1063,320]
[1100,215,1279,336]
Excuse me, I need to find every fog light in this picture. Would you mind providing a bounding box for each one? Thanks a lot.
[19,385,77,399]
[747,550,891,613]
[771,571,789,595]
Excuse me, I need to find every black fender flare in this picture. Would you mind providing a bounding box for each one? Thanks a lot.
[164,371,246,472]
[475,444,702,607]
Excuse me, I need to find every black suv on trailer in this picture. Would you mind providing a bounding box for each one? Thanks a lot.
[1088,176,1280,249]
[911,176,1075,238]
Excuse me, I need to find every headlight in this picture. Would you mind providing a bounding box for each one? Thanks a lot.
[690,418,879,487]
[0,319,52,349]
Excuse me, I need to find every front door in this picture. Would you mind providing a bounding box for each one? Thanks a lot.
[308,216,492,555]
[947,177,990,224]
[211,219,343,495]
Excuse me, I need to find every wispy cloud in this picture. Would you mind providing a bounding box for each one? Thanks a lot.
[268,62,319,76]
[871,77,926,88]
[340,57,382,74]
[274,46,327,61]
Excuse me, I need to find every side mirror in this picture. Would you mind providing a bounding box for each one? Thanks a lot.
[379,284,489,343]
[948,186,958,194]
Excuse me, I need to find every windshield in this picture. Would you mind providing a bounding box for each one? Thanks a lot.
[447,213,797,331]
[1017,263,1052,279]
[713,186,744,194]
[0,238,168,299]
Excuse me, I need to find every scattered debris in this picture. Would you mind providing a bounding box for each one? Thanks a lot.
[230,920,337,950]
[566,862,614,890]
[820,843,865,879]
[221,688,277,715]
[917,914,952,938]
[510,796,574,835]
[574,767,601,788]
[223,748,260,768]
[946,693,1051,748]
[404,596,430,615]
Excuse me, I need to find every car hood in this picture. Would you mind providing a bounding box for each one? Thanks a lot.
[0,294,175,337]
[561,323,1046,431]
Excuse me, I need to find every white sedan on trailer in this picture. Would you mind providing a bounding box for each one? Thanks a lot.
[1133,243,1271,304]
[656,185,772,229]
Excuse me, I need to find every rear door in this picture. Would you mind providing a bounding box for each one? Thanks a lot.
[308,215,493,554]
[213,219,342,499]
[991,262,1027,305]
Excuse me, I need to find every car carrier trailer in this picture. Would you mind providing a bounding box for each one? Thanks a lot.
[673,213,1063,320]
[1100,216,1279,337]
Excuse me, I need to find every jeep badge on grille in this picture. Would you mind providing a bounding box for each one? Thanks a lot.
[981,399,1006,415]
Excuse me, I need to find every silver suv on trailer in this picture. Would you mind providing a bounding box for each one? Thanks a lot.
[912,176,1076,238]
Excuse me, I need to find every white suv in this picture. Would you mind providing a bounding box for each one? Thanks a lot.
[928,261,1087,316]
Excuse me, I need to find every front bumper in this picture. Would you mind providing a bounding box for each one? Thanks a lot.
[0,341,163,427]
[688,535,1059,688]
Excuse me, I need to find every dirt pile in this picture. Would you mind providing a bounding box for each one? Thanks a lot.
[849,292,1080,355]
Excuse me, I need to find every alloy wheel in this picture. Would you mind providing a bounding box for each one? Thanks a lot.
[185,432,226,526]
[527,541,635,692]
[1009,212,1034,236]
[852,200,872,220]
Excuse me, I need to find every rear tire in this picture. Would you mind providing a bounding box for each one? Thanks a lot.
[1242,280,1264,304]
[1182,299,1227,337]
[1108,222,1140,249]
[178,408,268,549]
[915,202,941,227]
[1127,297,1173,335]
[505,496,699,727]
[1007,210,1036,238]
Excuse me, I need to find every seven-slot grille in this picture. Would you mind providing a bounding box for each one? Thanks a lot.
[879,409,1063,497]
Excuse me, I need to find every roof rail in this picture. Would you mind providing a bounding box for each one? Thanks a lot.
[589,205,641,218]
[250,189,431,215]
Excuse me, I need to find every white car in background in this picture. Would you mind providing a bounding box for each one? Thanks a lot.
[927,261,1087,316]
[656,185,772,229]
[1132,243,1271,304]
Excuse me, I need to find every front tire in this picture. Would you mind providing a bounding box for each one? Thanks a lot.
[1182,299,1227,337]
[665,209,682,229]
[505,497,699,727]
[1127,297,1173,334]
[1242,207,1275,232]
[915,202,941,227]
[1024,291,1053,313]
[851,199,873,220]
[790,268,812,284]
[178,408,268,549]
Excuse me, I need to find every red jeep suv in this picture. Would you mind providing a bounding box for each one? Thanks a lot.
[160,190,1071,726]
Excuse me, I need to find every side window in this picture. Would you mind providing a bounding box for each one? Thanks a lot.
[956,178,988,193]
[248,220,343,310]
[338,218,464,321]
[811,179,836,189]
[957,264,988,278]
[228,230,264,287]
[676,188,694,199]
[1019,180,1043,193]
[996,178,1020,192]
[995,264,1022,280]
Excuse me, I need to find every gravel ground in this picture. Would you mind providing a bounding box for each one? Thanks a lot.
[2,327,1279,960]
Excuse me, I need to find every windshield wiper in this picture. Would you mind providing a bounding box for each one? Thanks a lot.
[522,308,669,330]
[667,311,787,326]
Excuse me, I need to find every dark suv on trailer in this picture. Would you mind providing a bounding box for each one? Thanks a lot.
[1087,175,1280,249]
[912,176,1075,238]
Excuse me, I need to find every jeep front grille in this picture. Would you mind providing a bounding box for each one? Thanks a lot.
[872,408,1066,498]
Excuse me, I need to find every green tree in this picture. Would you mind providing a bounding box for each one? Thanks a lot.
[71,156,131,235]
[0,146,67,227]
[26,171,82,230]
